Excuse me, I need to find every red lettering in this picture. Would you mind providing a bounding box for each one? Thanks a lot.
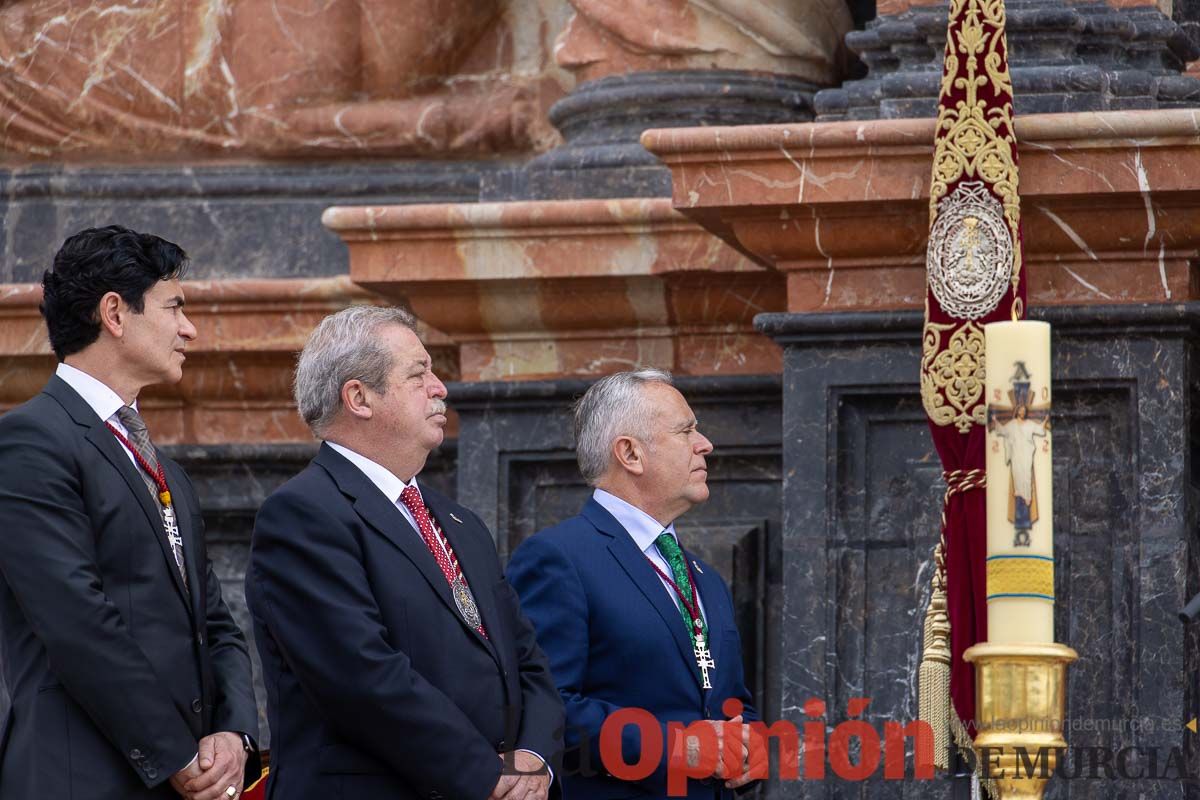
[666,721,719,797]
[803,698,826,779]
[829,699,880,781]
[884,720,935,779]
[600,708,662,782]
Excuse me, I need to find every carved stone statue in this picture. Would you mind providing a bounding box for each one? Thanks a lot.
[0,0,570,161]
[556,0,853,84]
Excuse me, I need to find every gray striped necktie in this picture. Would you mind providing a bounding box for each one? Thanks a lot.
[114,405,187,588]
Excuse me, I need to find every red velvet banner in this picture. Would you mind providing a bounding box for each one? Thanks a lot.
[921,0,1028,736]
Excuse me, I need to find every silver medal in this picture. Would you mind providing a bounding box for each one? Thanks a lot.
[451,575,482,630]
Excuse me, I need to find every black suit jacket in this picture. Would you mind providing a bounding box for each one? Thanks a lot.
[246,443,564,800]
[0,376,260,800]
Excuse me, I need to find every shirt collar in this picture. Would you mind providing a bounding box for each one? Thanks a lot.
[592,488,677,554]
[325,441,417,505]
[55,362,134,423]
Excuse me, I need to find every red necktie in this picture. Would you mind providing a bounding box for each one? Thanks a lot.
[398,485,487,638]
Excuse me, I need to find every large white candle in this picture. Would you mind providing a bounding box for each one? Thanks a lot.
[984,320,1053,643]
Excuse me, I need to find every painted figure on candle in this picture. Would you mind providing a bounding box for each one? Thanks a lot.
[987,362,1051,547]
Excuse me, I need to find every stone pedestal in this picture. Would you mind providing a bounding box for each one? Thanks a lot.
[322,197,783,381]
[756,305,1199,798]
[643,110,1200,311]
[644,109,1200,795]
[482,0,854,200]
[482,71,822,200]
[816,0,1200,120]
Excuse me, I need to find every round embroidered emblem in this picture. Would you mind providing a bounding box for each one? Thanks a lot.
[926,181,1014,320]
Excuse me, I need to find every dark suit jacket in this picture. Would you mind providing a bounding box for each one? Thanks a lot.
[246,443,564,800]
[0,376,260,800]
[507,498,758,800]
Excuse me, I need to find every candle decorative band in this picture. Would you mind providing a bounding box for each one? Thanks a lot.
[986,555,1055,601]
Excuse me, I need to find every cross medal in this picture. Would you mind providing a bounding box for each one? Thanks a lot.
[161,504,185,572]
[693,621,715,689]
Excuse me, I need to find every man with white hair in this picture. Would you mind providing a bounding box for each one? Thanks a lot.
[246,306,564,800]
[507,369,764,799]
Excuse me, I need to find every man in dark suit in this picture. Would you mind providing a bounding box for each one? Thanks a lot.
[247,306,564,800]
[0,226,260,800]
[507,369,766,799]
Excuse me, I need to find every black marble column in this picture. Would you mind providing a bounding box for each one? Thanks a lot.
[480,70,820,201]
[757,304,1200,798]
[816,0,1200,121]
[447,375,784,721]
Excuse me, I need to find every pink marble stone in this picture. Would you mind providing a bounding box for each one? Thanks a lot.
[642,109,1200,312]
[323,197,784,381]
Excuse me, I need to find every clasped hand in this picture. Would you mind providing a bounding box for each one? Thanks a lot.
[683,714,769,790]
[170,731,247,800]
[489,750,550,800]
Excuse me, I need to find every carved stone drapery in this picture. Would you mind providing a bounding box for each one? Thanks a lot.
[0,0,571,161]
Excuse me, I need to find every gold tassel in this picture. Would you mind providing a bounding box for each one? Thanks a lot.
[918,542,952,770]
[921,469,993,796]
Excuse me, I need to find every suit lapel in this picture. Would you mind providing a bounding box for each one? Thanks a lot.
[315,445,498,661]
[583,500,703,690]
[422,490,502,664]
[43,377,192,610]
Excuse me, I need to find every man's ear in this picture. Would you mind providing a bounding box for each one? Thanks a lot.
[611,435,645,476]
[341,380,374,421]
[96,292,125,339]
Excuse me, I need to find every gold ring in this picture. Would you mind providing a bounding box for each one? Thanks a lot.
[225,787,237,798]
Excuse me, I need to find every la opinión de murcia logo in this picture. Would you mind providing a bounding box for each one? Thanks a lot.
[497,698,1199,794]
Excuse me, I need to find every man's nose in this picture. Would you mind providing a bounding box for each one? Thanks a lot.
[428,372,448,399]
[696,433,714,455]
[179,311,197,341]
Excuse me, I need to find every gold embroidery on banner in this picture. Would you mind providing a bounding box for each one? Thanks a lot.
[921,313,987,433]
[928,0,1022,299]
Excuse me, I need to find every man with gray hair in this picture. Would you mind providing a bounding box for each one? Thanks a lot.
[246,306,564,800]
[507,370,765,799]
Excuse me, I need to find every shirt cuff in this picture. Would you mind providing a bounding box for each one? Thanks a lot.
[516,749,553,783]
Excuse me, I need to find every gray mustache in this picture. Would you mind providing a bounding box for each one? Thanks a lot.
[429,399,447,416]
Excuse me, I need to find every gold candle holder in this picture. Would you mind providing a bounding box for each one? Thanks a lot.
[963,642,1077,799]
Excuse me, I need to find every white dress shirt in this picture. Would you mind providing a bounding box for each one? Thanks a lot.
[326,441,425,536]
[592,488,707,623]
[55,362,139,467]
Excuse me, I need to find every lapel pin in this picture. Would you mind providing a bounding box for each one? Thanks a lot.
[693,560,704,574]
[449,512,464,524]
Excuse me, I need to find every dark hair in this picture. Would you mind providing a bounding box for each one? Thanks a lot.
[40,225,190,360]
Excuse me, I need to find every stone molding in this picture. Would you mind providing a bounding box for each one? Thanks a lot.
[0,277,432,444]
[643,109,1200,313]
[323,197,784,381]
[816,0,1200,121]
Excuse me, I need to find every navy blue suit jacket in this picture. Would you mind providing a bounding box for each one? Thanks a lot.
[247,444,564,800]
[507,498,757,800]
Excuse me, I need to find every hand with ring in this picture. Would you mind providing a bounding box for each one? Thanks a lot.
[180,732,248,800]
